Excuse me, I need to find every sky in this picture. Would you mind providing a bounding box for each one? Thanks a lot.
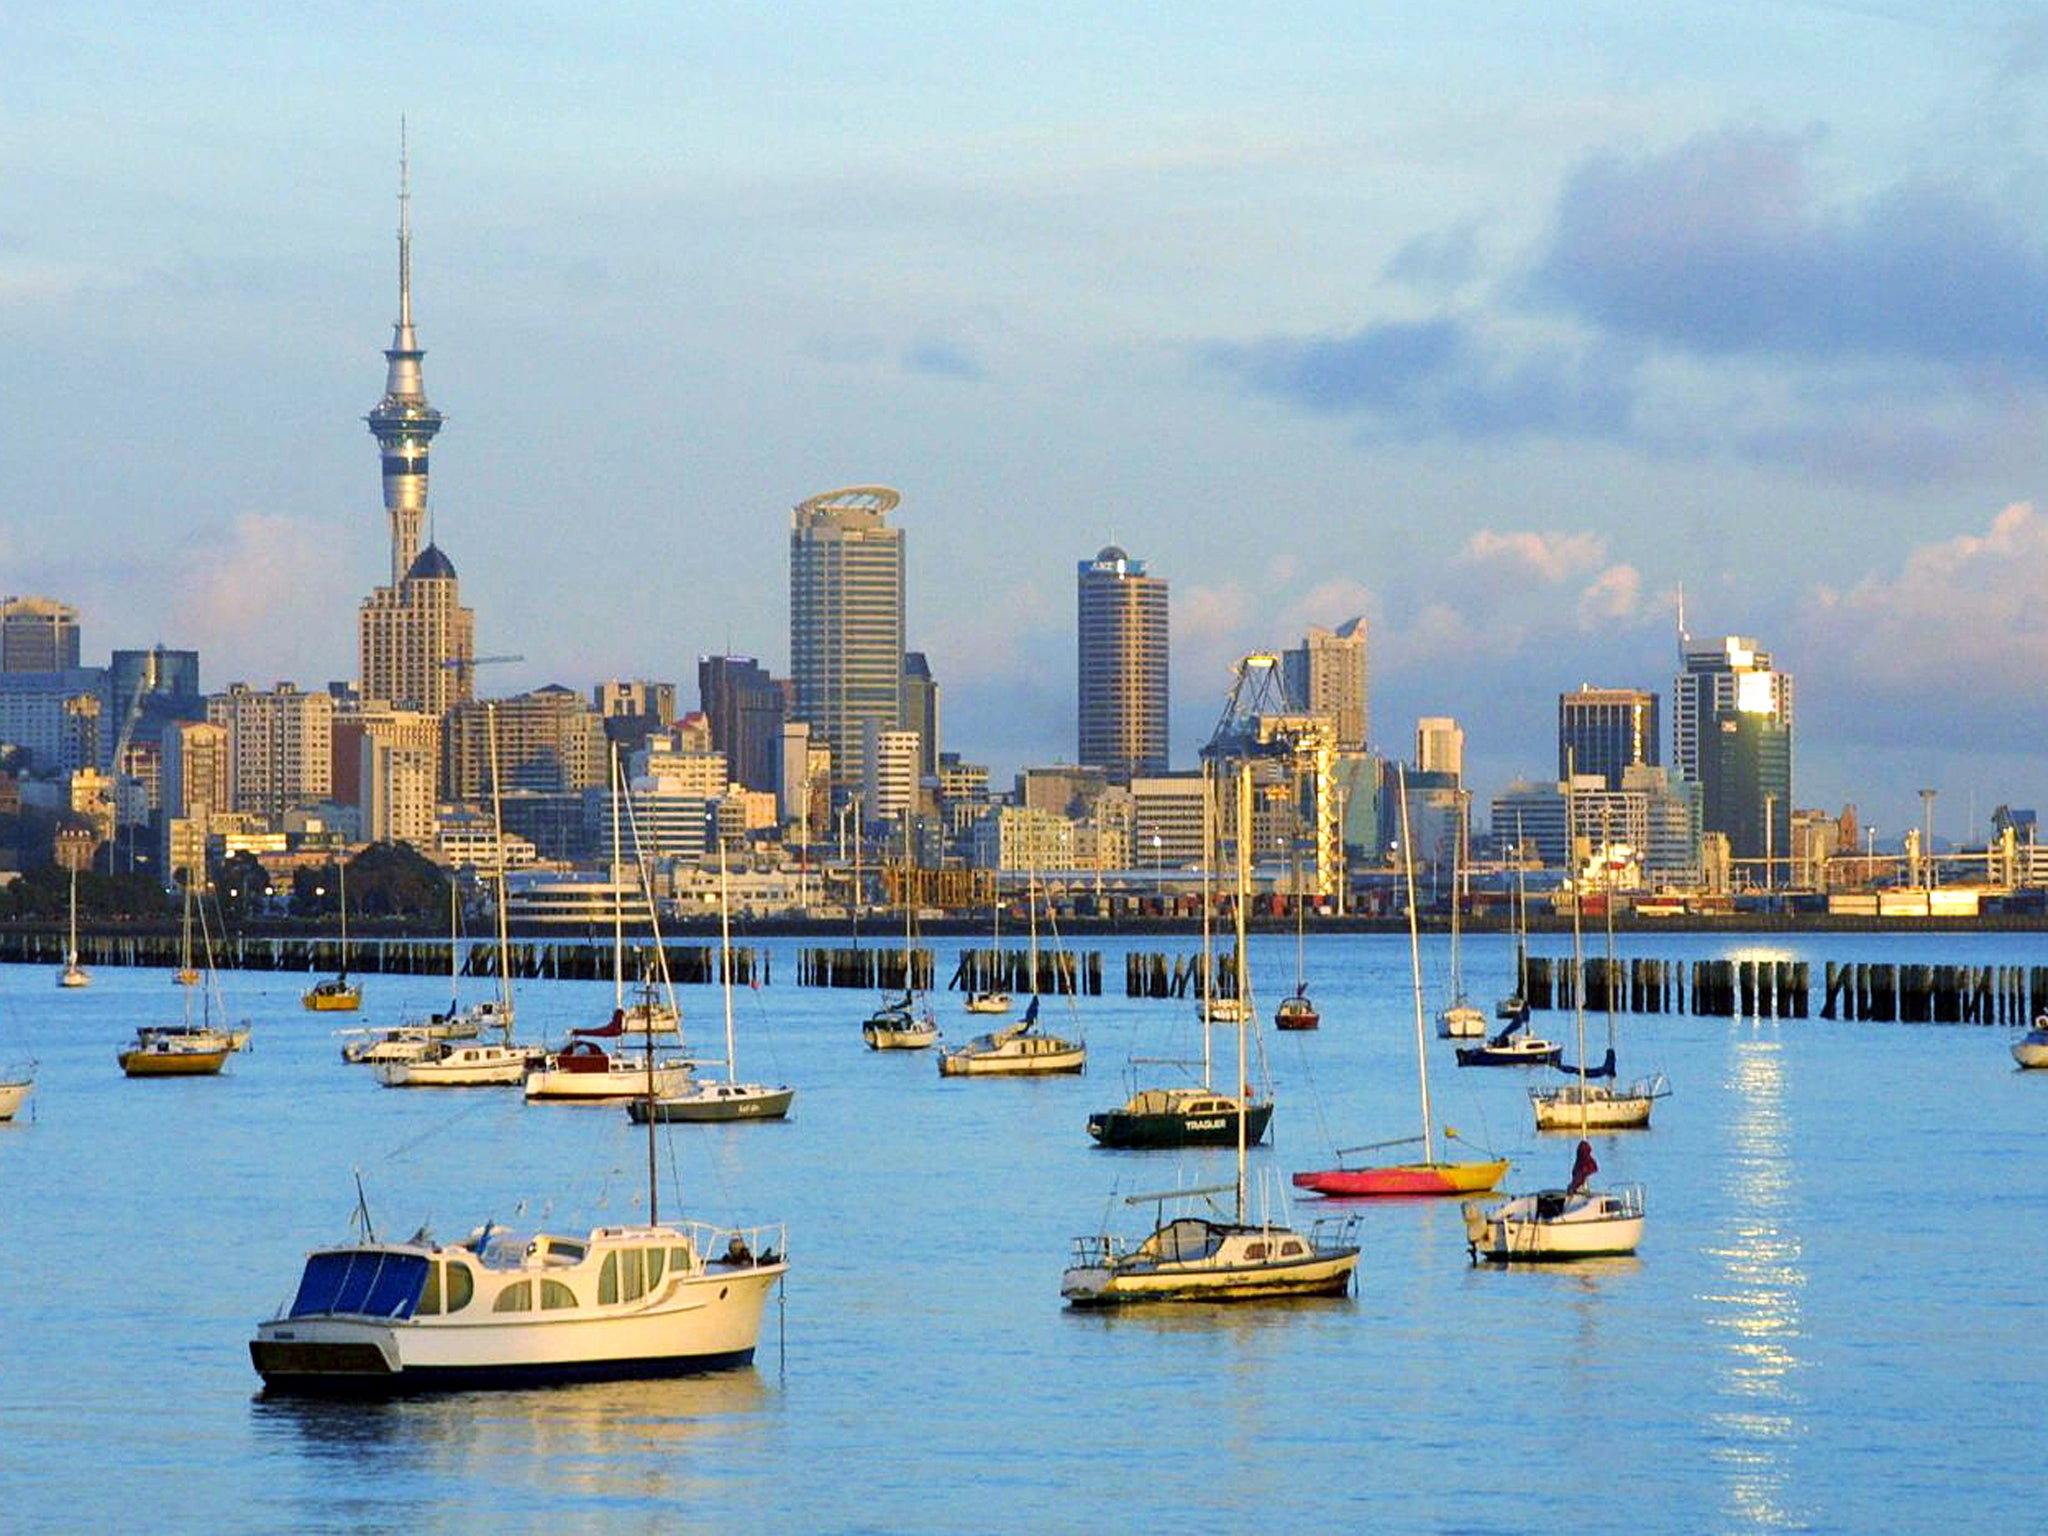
[7,1,2048,845]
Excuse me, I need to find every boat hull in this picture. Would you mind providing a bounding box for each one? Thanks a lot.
[938,1042,1086,1076]
[119,1045,229,1077]
[302,987,363,1013]
[629,1085,795,1122]
[1467,1185,1645,1262]
[1531,1085,1658,1131]
[57,967,89,989]
[2012,1035,2048,1069]
[251,1265,782,1397]
[0,1079,30,1120]
[1291,1158,1508,1198]
[1456,1040,1562,1068]
[1274,999,1320,1031]
[963,993,1011,1015]
[1436,1005,1488,1039]
[525,1063,691,1101]
[1062,1247,1357,1307]
[1088,1102,1273,1149]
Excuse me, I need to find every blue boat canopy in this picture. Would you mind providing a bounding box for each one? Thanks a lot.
[289,1249,430,1320]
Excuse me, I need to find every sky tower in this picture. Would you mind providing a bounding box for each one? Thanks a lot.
[365,129,444,588]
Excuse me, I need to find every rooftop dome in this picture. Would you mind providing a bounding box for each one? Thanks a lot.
[1096,544,1128,563]
[405,543,457,582]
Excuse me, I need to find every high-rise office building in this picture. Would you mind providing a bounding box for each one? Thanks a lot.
[900,651,940,781]
[207,682,334,821]
[0,596,81,673]
[1415,716,1464,781]
[356,148,474,720]
[1077,546,1169,783]
[1558,685,1659,789]
[443,687,607,800]
[698,657,786,794]
[789,486,905,800]
[1673,634,1792,864]
[1283,618,1368,750]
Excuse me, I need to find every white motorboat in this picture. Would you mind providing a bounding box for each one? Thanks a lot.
[525,1026,691,1102]
[631,842,792,1123]
[342,1028,453,1066]
[1200,996,1251,1025]
[1062,763,1359,1308]
[1437,1001,1487,1039]
[376,1040,542,1088]
[1465,1182,1645,1262]
[964,990,1012,1015]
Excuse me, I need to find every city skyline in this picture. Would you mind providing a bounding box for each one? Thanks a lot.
[6,5,2048,840]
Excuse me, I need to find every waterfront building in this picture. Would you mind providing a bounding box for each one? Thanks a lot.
[1559,685,1659,790]
[1129,774,1209,869]
[1415,717,1464,782]
[790,486,905,801]
[1283,618,1368,751]
[443,688,607,801]
[697,657,785,793]
[1077,546,1169,783]
[973,805,1078,873]
[207,682,334,822]
[862,723,921,826]
[0,596,81,674]
[1673,635,1793,864]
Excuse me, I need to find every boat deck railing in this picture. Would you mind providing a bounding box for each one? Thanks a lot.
[685,1220,789,1271]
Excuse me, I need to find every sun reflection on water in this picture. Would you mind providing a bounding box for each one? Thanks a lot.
[1700,1039,1807,1529]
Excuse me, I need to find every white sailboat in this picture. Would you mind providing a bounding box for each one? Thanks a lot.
[1529,795,1669,1132]
[1061,763,1359,1307]
[631,840,794,1122]
[1464,1159,1645,1263]
[963,890,1011,1015]
[2013,1011,2048,1068]
[1436,793,1486,1038]
[527,750,691,1102]
[863,822,937,1050]
[0,1071,30,1121]
[57,862,89,988]
[939,872,1085,1076]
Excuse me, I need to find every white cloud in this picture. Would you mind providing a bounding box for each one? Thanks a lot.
[1804,501,2048,691]
[1459,528,1608,582]
[1576,564,1642,628]
[170,515,352,680]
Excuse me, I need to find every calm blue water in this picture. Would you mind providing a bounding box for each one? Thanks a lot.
[1,929,2043,1533]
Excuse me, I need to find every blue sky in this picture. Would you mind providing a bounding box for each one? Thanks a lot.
[6,2,2048,842]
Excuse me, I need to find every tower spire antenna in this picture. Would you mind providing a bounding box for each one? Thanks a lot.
[398,116,412,330]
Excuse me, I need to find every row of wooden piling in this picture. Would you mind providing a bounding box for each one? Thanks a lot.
[0,930,762,986]
[1520,954,2048,1023]
[1124,950,1252,1002]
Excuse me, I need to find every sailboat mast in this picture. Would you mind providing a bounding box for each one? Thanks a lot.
[1201,765,1214,1089]
[1233,761,1252,1223]
[719,838,737,1084]
[1602,806,1618,1060]
[486,699,512,1031]
[611,744,624,1011]
[1398,767,1435,1165]
[1568,754,1588,1130]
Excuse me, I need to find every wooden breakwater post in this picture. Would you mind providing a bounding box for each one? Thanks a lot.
[798,946,932,991]
[960,947,1101,997]
[1126,952,1234,1002]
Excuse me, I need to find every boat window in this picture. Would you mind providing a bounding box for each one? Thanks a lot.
[545,1240,585,1264]
[670,1245,693,1272]
[418,1263,442,1316]
[493,1280,533,1313]
[444,1262,474,1313]
[646,1248,666,1288]
[540,1280,577,1310]
[1245,1242,1268,1260]
[599,1253,618,1305]
[621,1248,647,1302]
[1280,1242,1305,1257]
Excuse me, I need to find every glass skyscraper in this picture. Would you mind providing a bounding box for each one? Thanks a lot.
[1077,546,1168,783]
[789,487,905,802]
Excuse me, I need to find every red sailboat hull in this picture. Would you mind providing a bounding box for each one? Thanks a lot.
[1292,1159,1508,1198]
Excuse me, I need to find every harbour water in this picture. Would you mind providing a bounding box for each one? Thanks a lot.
[1,928,2043,1532]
